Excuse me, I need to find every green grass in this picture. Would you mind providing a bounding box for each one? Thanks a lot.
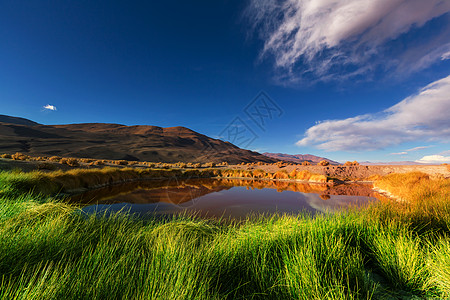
[0,171,449,299]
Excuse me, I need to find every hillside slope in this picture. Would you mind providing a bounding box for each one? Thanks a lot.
[0,116,277,164]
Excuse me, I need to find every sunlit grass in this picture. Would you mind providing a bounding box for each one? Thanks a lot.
[0,171,449,298]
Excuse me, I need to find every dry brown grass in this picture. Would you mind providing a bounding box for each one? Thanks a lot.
[374,172,450,204]
[295,170,328,183]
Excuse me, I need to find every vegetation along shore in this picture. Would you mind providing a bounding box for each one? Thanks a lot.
[0,162,449,298]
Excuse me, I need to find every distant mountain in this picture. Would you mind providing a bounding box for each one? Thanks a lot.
[0,115,40,126]
[0,115,278,164]
[359,161,429,166]
[262,153,340,165]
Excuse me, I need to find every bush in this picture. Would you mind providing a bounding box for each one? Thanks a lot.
[79,158,94,164]
[114,160,128,166]
[60,158,80,167]
[11,152,29,161]
[204,162,216,168]
[289,170,298,178]
[0,154,12,159]
[302,161,311,166]
[318,160,330,166]
[252,169,266,178]
[177,162,187,168]
[273,170,289,179]
[93,160,105,166]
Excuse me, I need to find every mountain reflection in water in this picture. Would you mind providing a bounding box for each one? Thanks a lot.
[77,178,384,219]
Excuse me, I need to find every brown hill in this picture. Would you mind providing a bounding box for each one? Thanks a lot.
[262,152,340,165]
[0,114,40,126]
[0,115,277,164]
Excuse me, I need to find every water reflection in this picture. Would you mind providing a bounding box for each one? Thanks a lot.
[76,178,384,219]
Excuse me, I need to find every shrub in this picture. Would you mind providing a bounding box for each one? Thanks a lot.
[204,162,216,168]
[114,160,128,166]
[177,162,187,168]
[60,158,80,167]
[93,160,105,166]
[289,170,298,178]
[273,170,289,180]
[302,161,311,166]
[11,152,29,161]
[193,163,202,168]
[318,160,330,166]
[252,169,266,178]
[49,156,61,162]
[0,154,12,159]
[81,158,95,163]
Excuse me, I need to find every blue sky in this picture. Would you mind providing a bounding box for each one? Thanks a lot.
[0,0,449,163]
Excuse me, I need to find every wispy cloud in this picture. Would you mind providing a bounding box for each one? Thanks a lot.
[390,146,432,155]
[416,155,450,164]
[43,104,57,111]
[405,146,432,152]
[296,75,450,151]
[442,51,450,60]
[390,152,408,156]
[246,0,450,83]
[439,150,450,156]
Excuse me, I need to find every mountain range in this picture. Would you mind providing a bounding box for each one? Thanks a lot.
[0,115,277,164]
[262,152,340,165]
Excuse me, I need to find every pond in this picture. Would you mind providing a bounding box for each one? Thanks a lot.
[75,178,383,219]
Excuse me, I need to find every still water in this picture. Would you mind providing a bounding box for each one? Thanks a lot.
[76,178,382,219]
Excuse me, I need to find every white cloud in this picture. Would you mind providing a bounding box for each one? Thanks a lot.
[390,152,407,155]
[43,104,57,111]
[296,75,450,151]
[246,0,450,82]
[405,146,432,152]
[442,51,450,60]
[416,155,450,164]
